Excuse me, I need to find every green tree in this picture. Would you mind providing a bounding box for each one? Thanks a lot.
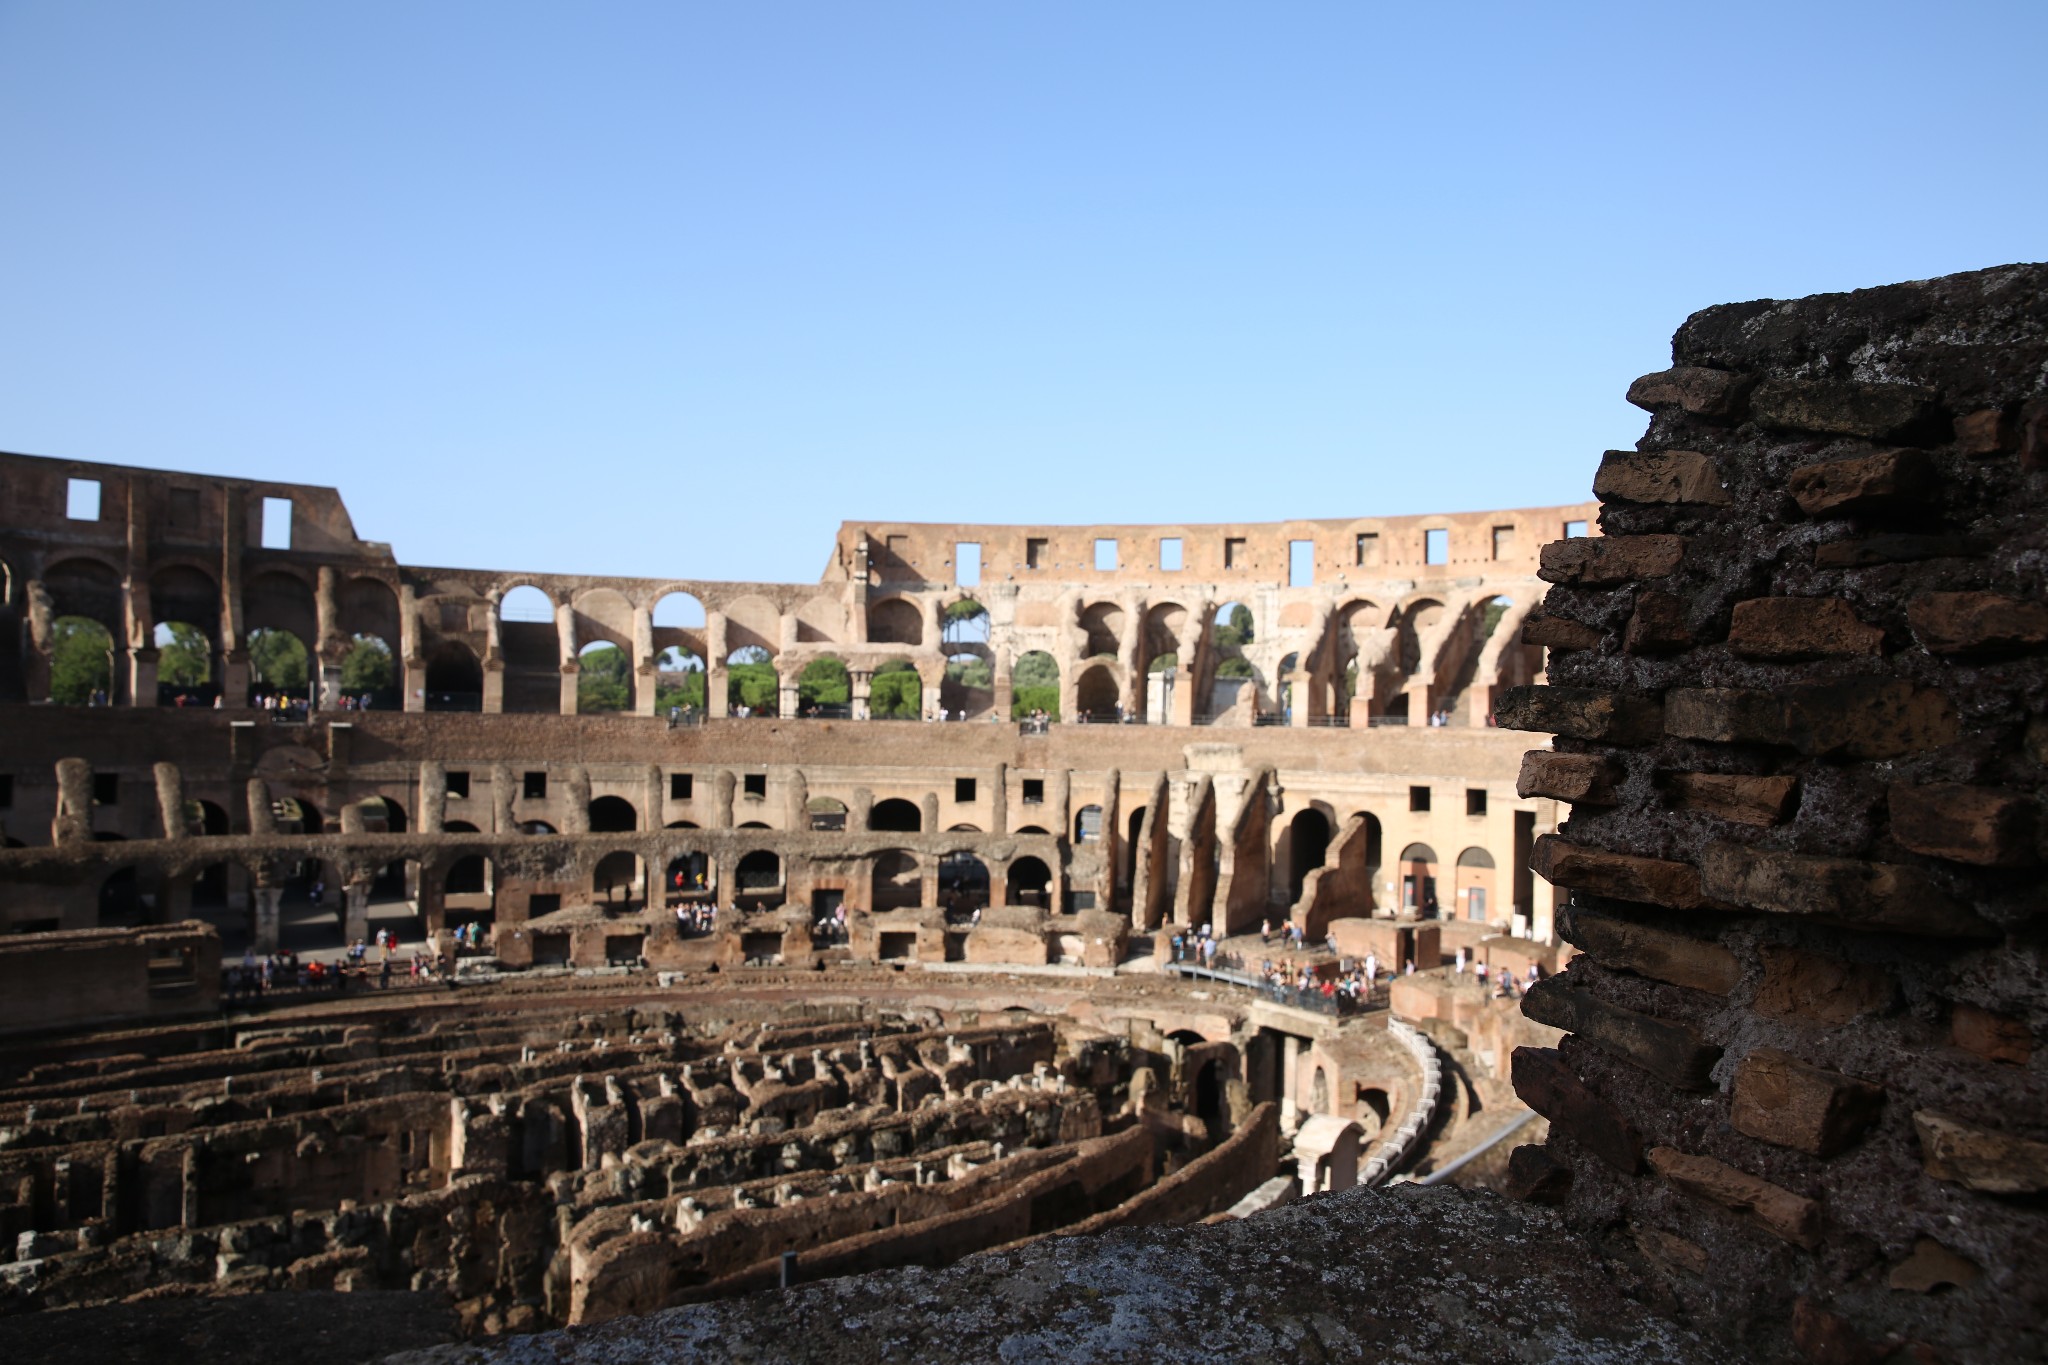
[870,660,922,718]
[1013,651,1059,689]
[157,622,211,686]
[247,628,308,692]
[943,655,991,689]
[1215,604,1254,649]
[577,644,632,712]
[50,617,113,704]
[656,670,705,712]
[798,657,850,706]
[1149,652,1178,673]
[340,635,393,693]
[1217,656,1255,678]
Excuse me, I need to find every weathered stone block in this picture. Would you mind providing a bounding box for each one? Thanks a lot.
[1668,772,1797,826]
[1665,678,1957,760]
[1727,597,1883,659]
[1511,1047,1642,1174]
[1700,842,1992,938]
[1753,379,1939,442]
[1520,614,1605,652]
[1624,591,1692,654]
[1953,407,2015,455]
[1503,1142,1572,1204]
[1517,752,1618,807]
[1888,781,2038,867]
[1538,535,1686,587]
[1530,835,1701,910]
[1812,532,1988,568]
[1495,686,1664,744]
[1907,591,2048,656]
[1558,905,1739,995]
[1646,1145,1821,1248]
[1754,946,1892,1026]
[1730,1048,1884,1157]
[1788,448,1937,517]
[1914,1110,2048,1194]
[1624,367,1756,420]
[1593,449,1730,505]
[1520,978,1721,1091]
[1951,1003,2033,1066]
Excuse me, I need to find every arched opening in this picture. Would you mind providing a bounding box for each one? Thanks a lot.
[939,649,992,719]
[1209,602,1256,720]
[652,590,706,630]
[1015,825,1049,836]
[1011,650,1060,721]
[0,554,19,703]
[338,633,397,710]
[1122,806,1146,905]
[152,564,220,706]
[947,822,981,833]
[656,646,706,714]
[1075,664,1119,720]
[1194,1058,1224,1134]
[593,850,642,910]
[796,655,851,717]
[189,859,234,919]
[1073,804,1104,844]
[808,796,849,832]
[272,796,324,835]
[665,851,710,904]
[735,849,782,895]
[1399,843,1440,917]
[245,627,311,709]
[870,659,922,719]
[519,820,557,835]
[1289,808,1333,905]
[98,866,141,926]
[1005,855,1052,908]
[1356,1086,1391,1134]
[49,616,116,705]
[1332,599,1382,721]
[588,795,638,833]
[870,798,922,833]
[1142,602,1187,722]
[727,644,777,716]
[937,852,989,913]
[867,598,923,646]
[424,641,483,711]
[872,849,922,912]
[191,799,230,837]
[1276,651,1300,721]
[1079,601,1124,659]
[1310,1066,1330,1116]
[942,599,990,646]
[576,640,632,713]
[498,585,560,713]
[1455,847,1498,923]
[444,854,492,917]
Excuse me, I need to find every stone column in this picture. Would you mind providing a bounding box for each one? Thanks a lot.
[218,487,251,709]
[154,762,188,840]
[849,668,873,721]
[632,605,657,716]
[314,566,343,711]
[990,762,1008,836]
[252,885,284,954]
[556,600,580,715]
[399,582,425,713]
[124,483,151,707]
[52,758,93,846]
[705,611,730,719]
[1280,1034,1302,1135]
[342,882,371,946]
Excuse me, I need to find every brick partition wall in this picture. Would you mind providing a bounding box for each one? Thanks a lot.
[1497,264,2046,1364]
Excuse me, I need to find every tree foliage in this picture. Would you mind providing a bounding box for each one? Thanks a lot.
[870,659,921,718]
[340,634,393,693]
[1012,651,1059,689]
[51,617,113,704]
[248,628,307,692]
[1216,656,1255,678]
[798,657,850,705]
[577,644,632,713]
[656,670,706,712]
[157,622,211,686]
[943,654,991,689]
[728,660,779,712]
[1148,651,1177,673]
[1215,604,1254,650]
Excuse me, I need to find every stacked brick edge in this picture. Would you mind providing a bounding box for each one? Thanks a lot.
[1496,263,2047,1364]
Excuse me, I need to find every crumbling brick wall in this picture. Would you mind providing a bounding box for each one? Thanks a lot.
[1499,263,2046,1364]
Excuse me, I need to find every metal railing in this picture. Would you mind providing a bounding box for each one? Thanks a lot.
[1165,962,1383,1017]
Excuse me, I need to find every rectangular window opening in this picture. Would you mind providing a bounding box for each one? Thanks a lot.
[743,773,767,798]
[261,497,293,550]
[1025,537,1048,570]
[1224,537,1246,569]
[523,771,547,800]
[93,773,119,806]
[1288,539,1314,587]
[446,771,470,799]
[1467,788,1488,816]
[1069,890,1097,912]
[1093,538,1118,572]
[1355,532,1380,567]
[954,777,977,803]
[528,894,561,917]
[1424,529,1449,566]
[1021,778,1044,805]
[1564,520,1589,540]
[669,773,692,801]
[1491,526,1515,560]
[66,478,101,521]
[1158,537,1183,572]
[954,542,981,587]
[1409,784,1431,813]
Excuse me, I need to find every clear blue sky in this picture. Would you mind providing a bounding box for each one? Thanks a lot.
[2,3,2041,583]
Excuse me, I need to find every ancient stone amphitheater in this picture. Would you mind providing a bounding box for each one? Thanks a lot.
[0,263,2042,1364]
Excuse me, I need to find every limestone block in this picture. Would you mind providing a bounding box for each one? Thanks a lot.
[1726,597,1883,659]
[1907,591,2048,655]
[1730,1048,1884,1157]
[1914,1110,2048,1194]
[1538,535,1686,588]
[1646,1145,1821,1248]
[1593,448,1731,504]
[1520,979,1721,1091]
[1558,906,1738,995]
[1888,781,2038,866]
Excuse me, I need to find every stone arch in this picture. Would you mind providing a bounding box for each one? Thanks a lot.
[665,850,709,899]
[1006,855,1052,908]
[43,557,124,634]
[867,597,923,647]
[870,798,922,833]
[1399,842,1440,917]
[869,659,922,719]
[244,569,319,643]
[1010,650,1060,721]
[1079,601,1124,659]
[1073,803,1104,844]
[937,851,990,911]
[1455,846,1498,923]
[593,850,642,909]
[499,584,555,622]
[444,851,492,903]
[1288,807,1333,905]
[498,584,561,713]
[1310,1065,1330,1116]
[722,594,782,656]
[872,849,921,911]
[571,586,635,649]
[735,849,783,894]
[807,797,848,832]
[796,654,852,714]
[576,638,632,713]
[151,563,222,703]
[650,589,708,663]
[794,595,845,644]
[1075,663,1119,719]
[424,640,483,710]
[588,794,638,833]
[339,576,402,642]
[727,644,778,715]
